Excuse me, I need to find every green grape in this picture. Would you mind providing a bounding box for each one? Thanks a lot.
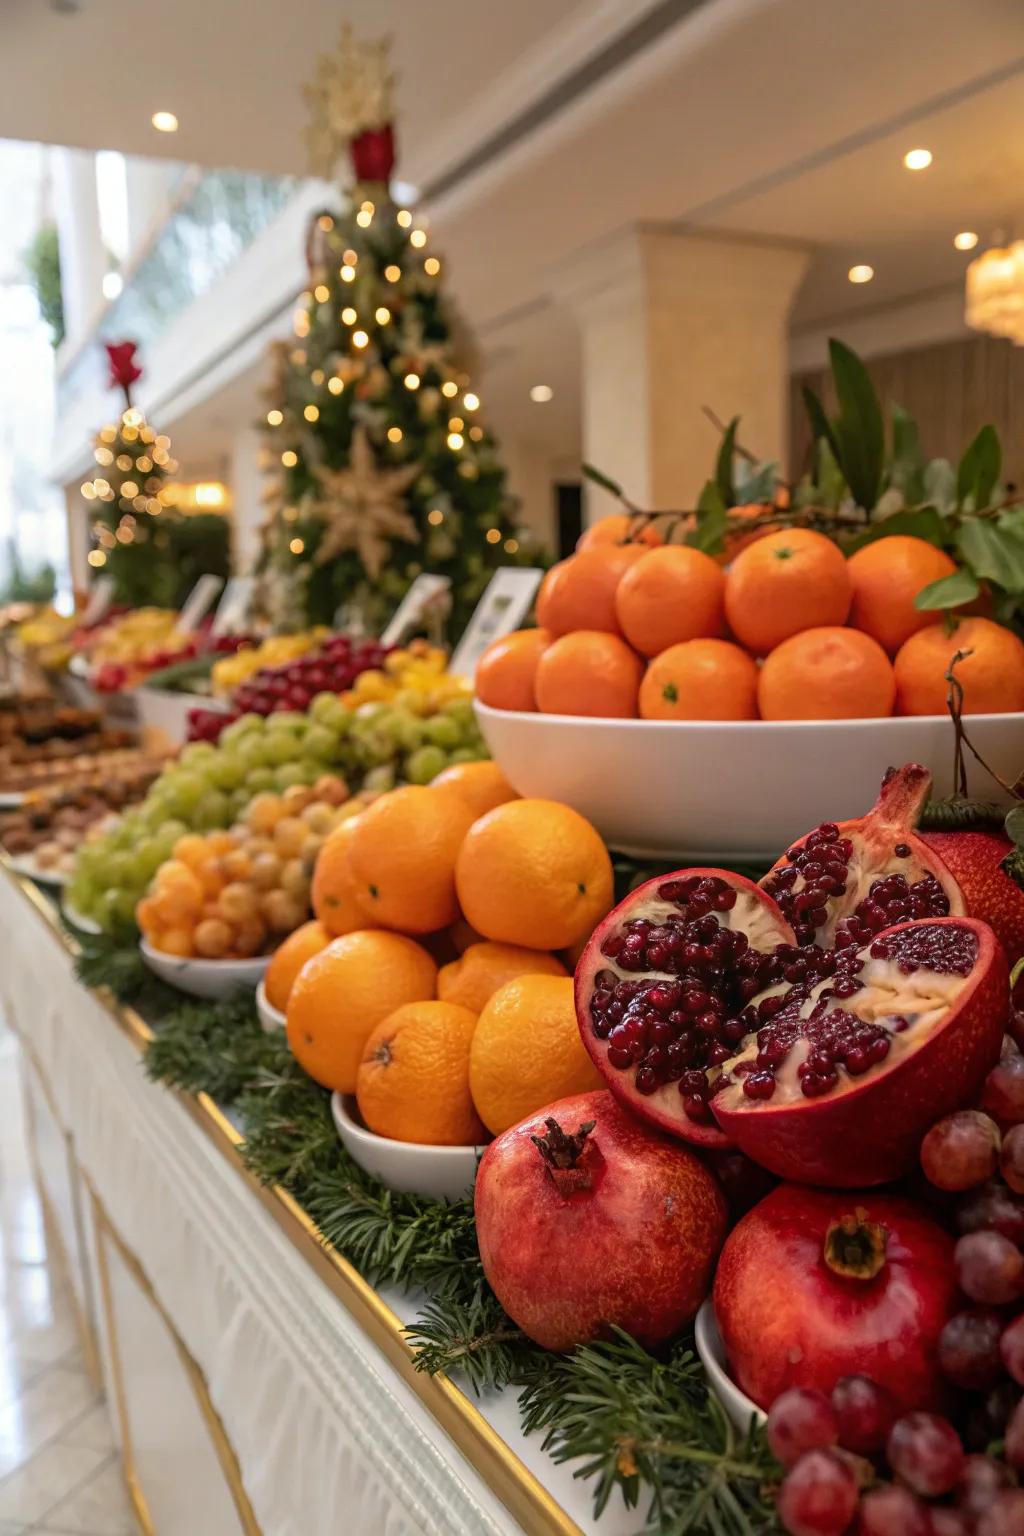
[208,752,246,790]
[192,790,230,831]
[274,764,306,791]
[264,733,298,767]
[220,713,263,745]
[244,766,277,794]
[180,741,217,769]
[447,747,482,764]
[405,745,448,785]
[363,764,396,793]
[226,788,251,818]
[266,711,307,733]
[165,771,205,816]
[95,889,123,932]
[237,736,270,771]
[160,818,189,844]
[303,725,339,761]
[423,715,461,749]
[353,701,387,723]
[136,837,166,879]
[112,890,140,928]
[310,693,345,726]
[441,697,476,728]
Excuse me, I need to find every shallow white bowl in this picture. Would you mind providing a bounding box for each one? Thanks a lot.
[61,899,102,935]
[695,1300,765,1431]
[330,1093,485,1201]
[10,855,68,888]
[255,977,286,1032]
[136,685,229,750]
[475,702,1024,861]
[140,939,269,1000]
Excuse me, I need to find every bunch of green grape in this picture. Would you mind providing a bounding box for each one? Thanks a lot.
[66,690,488,931]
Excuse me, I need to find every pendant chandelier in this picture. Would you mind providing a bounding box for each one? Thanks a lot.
[965,240,1024,344]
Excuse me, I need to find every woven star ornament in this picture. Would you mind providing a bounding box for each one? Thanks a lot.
[303,24,396,178]
[310,426,420,577]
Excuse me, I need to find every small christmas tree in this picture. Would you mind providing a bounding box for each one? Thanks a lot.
[80,342,229,608]
[256,25,534,636]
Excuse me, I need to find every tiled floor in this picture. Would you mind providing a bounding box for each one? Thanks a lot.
[0,1029,134,1535]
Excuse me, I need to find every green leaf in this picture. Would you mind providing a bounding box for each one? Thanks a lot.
[734,460,777,506]
[829,338,884,511]
[581,462,624,500]
[888,403,926,503]
[802,384,841,474]
[714,417,739,508]
[923,458,957,514]
[956,424,1001,510]
[845,507,947,552]
[686,481,728,554]
[957,519,1024,592]
[914,569,981,611]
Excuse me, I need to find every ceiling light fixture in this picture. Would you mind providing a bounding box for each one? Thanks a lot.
[847,264,874,285]
[903,148,932,171]
[954,231,979,252]
[529,384,554,402]
[101,272,123,299]
[966,241,1024,343]
[151,111,179,133]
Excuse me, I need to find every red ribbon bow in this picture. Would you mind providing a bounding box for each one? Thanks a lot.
[105,341,142,391]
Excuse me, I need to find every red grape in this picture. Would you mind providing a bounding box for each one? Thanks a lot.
[1001,1125,1024,1194]
[1001,1314,1024,1386]
[830,1375,896,1455]
[982,1054,1024,1125]
[886,1412,964,1497]
[930,1512,970,1536]
[767,1388,838,1468]
[978,1490,1024,1536]
[956,1231,1024,1305]
[921,1111,1001,1191]
[1006,1397,1024,1472]
[939,1309,1005,1390]
[856,1484,929,1536]
[957,1454,1014,1523]
[776,1449,858,1536]
[957,1182,1024,1246]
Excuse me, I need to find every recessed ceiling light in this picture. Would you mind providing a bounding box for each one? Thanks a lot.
[954,231,979,251]
[847,264,874,285]
[151,111,179,133]
[903,148,932,171]
[529,384,553,403]
[101,271,123,299]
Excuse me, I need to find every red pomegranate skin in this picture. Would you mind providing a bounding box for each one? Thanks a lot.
[712,917,1009,1187]
[922,830,1024,966]
[474,1090,727,1351]
[713,1185,958,1414]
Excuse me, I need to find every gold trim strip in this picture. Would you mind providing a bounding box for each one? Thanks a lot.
[0,855,584,1536]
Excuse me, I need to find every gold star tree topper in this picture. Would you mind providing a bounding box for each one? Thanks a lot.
[310,426,420,577]
[303,24,396,179]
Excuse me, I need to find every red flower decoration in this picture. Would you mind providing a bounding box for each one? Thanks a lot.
[105,341,142,391]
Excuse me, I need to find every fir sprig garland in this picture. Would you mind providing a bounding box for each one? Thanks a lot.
[73,933,782,1532]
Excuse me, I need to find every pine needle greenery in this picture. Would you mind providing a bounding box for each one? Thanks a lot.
[74,938,783,1532]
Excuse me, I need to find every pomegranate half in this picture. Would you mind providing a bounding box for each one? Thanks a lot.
[711,916,1008,1185]
[474,1089,727,1351]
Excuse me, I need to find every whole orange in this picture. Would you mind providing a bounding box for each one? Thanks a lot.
[475,628,550,712]
[847,536,958,655]
[264,919,331,1012]
[758,626,896,720]
[577,513,662,552]
[639,639,758,720]
[438,940,567,1014]
[894,617,1024,715]
[469,974,603,1135]
[724,528,851,654]
[348,786,476,932]
[614,545,726,657]
[433,761,519,817]
[311,816,372,936]
[534,545,646,636]
[533,631,643,717]
[286,930,437,1092]
[456,798,613,950]
[356,1001,486,1146]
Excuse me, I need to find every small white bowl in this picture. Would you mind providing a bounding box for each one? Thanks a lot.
[62,899,102,935]
[330,1093,486,1201]
[695,1300,765,1431]
[255,977,286,1032]
[140,939,269,1000]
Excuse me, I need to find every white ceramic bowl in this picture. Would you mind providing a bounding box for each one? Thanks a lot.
[255,977,286,1033]
[140,939,269,1000]
[61,899,102,936]
[475,702,1024,862]
[331,1093,486,1201]
[10,855,68,888]
[136,685,229,749]
[694,1300,765,1431]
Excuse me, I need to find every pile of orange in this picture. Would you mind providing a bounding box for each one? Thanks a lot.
[476,520,1024,721]
[280,762,610,1146]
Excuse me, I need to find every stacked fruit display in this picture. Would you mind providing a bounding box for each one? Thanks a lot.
[477,522,1024,720]
[276,765,610,1146]
[0,759,165,878]
[136,779,355,958]
[208,630,329,696]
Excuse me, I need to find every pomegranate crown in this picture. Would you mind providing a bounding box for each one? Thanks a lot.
[824,1208,888,1281]
[531,1117,595,1171]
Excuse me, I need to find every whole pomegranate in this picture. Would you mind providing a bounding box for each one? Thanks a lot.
[474,1090,727,1351]
[922,829,1024,966]
[714,1185,958,1413]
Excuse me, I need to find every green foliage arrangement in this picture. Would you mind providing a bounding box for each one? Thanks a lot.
[23,224,64,347]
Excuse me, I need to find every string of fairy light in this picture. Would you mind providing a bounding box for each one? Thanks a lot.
[267,201,520,557]
[80,407,180,569]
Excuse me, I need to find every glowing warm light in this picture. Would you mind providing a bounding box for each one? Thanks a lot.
[463,392,479,411]
[294,311,310,337]
[289,538,305,554]
[448,417,464,432]
[343,249,358,264]
[341,306,358,324]
[375,306,391,324]
[283,506,298,522]
[396,209,412,227]
[387,427,403,443]
[314,284,330,303]
[385,265,401,282]
[966,241,1024,343]
[282,450,298,467]
[529,384,554,402]
[356,209,373,228]
[100,427,117,443]
[311,368,325,385]
[151,111,178,133]
[155,435,170,448]
[447,432,464,450]
[424,257,440,276]
[318,214,334,232]
[102,272,123,300]
[427,509,444,526]
[404,372,420,390]
[267,409,283,426]
[340,264,356,282]
[120,481,139,498]
[903,148,932,171]
[848,264,875,284]
[441,381,458,398]
[485,528,502,544]
[504,539,519,554]
[304,404,320,422]
[94,447,113,466]
[136,456,152,472]
[469,425,484,442]
[115,454,132,471]
[116,526,134,544]
[122,408,142,427]
[193,482,226,508]
[954,231,979,251]
[327,376,344,394]
[88,550,107,567]
[360,200,375,215]
[291,349,307,365]
[352,329,369,348]
[152,448,169,465]
[410,229,427,248]
[81,483,97,500]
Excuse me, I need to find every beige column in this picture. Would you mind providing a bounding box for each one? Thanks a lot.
[555,226,809,517]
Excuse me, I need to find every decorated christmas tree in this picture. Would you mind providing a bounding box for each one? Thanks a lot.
[80,342,230,608]
[256,26,534,636]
